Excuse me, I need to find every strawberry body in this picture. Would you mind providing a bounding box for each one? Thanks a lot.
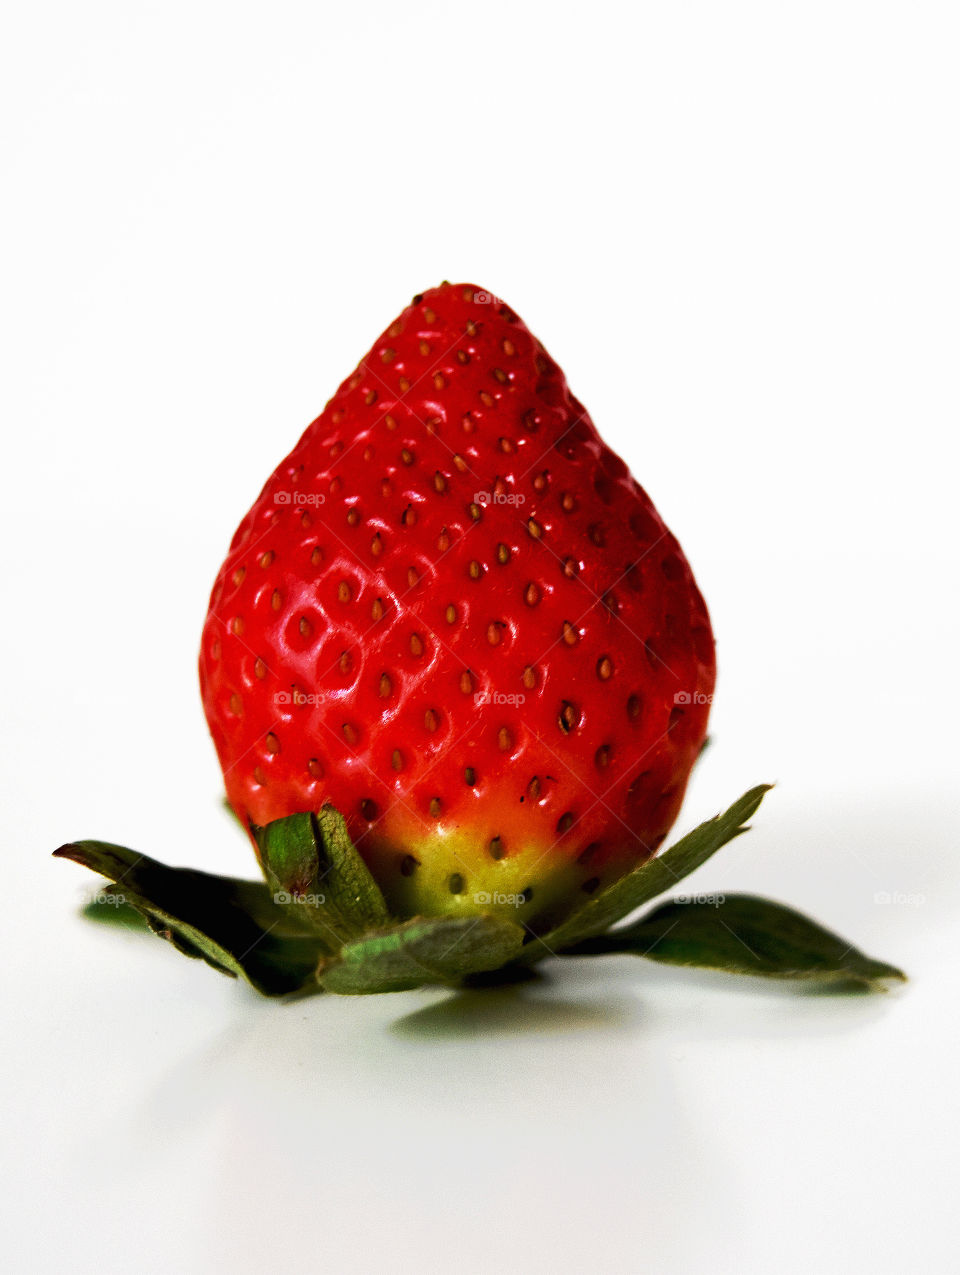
[199,284,715,931]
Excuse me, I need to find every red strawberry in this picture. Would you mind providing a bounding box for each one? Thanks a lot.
[199,283,715,932]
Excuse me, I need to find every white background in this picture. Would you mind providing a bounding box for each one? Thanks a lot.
[2,3,958,1272]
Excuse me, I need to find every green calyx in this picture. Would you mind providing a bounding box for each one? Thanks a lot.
[54,786,906,997]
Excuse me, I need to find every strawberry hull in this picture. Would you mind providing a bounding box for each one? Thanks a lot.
[199,283,715,930]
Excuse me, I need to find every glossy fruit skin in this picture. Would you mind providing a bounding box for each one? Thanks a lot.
[200,283,715,930]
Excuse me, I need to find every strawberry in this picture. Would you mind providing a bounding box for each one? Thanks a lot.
[198,283,716,934]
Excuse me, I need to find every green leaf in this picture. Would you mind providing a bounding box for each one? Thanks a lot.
[563,893,906,990]
[318,914,526,995]
[252,806,390,946]
[525,784,772,959]
[55,841,329,997]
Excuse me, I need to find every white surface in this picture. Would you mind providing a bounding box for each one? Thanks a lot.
[2,3,958,1272]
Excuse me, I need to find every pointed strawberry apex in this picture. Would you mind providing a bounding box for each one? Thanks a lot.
[54,785,906,998]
